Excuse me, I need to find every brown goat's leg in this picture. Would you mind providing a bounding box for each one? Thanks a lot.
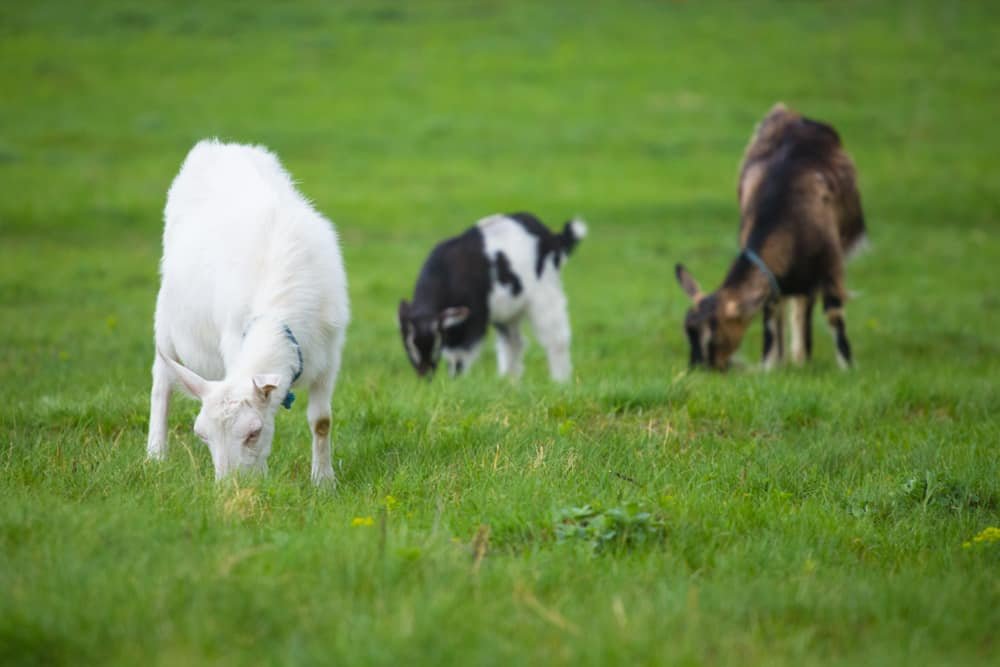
[804,294,815,360]
[822,282,852,369]
[788,295,815,364]
[762,298,784,370]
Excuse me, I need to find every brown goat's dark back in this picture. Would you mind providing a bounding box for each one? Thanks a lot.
[738,103,866,258]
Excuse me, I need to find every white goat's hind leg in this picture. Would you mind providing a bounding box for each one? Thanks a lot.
[146,354,171,460]
[528,280,572,382]
[495,321,525,379]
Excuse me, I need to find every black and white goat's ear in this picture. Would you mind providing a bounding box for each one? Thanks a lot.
[398,300,411,327]
[252,374,282,402]
[438,306,470,330]
[675,264,703,302]
[159,348,209,399]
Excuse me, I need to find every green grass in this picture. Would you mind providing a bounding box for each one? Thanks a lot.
[2,1,1000,664]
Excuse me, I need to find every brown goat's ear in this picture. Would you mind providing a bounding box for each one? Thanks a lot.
[675,264,702,302]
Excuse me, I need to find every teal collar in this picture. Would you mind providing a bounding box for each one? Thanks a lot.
[742,248,781,298]
[281,324,303,409]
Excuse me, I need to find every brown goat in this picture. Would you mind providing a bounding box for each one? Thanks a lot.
[675,103,867,370]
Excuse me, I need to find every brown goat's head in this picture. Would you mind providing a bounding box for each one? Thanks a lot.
[675,264,756,371]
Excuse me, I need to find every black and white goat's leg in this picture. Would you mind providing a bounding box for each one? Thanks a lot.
[788,294,816,365]
[822,274,852,369]
[307,331,344,486]
[494,320,525,379]
[528,279,572,382]
[443,343,482,378]
[761,298,785,370]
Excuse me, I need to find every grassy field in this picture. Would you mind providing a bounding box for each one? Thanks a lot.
[2,0,1000,664]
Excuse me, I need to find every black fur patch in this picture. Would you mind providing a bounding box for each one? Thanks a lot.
[823,294,843,312]
[405,227,492,361]
[686,328,702,367]
[494,251,522,296]
[762,301,776,360]
[507,212,581,277]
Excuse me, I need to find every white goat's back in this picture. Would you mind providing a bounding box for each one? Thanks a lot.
[156,139,349,383]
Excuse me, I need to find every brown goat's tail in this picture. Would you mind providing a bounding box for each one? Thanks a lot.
[842,211,868,260]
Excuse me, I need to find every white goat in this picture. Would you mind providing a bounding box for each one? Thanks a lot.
[146,139,349,484]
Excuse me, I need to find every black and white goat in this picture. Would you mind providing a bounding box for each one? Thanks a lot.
[398,212,586,381]
[675,103,867,371]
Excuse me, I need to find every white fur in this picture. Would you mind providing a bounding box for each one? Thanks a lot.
[567,218,588,240]
[146,139,349,484]
[473,214,578,382]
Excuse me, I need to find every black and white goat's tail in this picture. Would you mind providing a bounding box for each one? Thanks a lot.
[557,218,588,257]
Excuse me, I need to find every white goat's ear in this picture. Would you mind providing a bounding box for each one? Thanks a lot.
[675,264,702,302]
[253,374,282,402]
[439,306,470,329]
[159,349,209,399]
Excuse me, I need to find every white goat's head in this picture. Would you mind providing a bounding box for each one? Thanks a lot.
[160,352,282,479]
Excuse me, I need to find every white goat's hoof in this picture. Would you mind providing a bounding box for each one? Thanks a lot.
[311,468,337,488]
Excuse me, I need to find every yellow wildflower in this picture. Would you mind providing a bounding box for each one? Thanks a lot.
[351,516,374,527]
[971,526,1000,544]
[384,495,399,512]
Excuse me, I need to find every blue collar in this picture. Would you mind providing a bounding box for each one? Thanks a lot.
[242,318,302,409]
[281,324,303,409]
[742,248,781,298]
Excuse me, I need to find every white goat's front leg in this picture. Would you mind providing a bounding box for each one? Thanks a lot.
[308,333,343,486]
[528,279,572,382]
[146,354,171,460]
[308,376,335,486]
[494,320,525,379]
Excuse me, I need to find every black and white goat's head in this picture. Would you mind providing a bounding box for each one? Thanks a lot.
[397,301,469,378]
